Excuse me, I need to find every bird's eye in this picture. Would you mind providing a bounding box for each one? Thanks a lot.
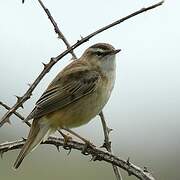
[96,51,103,56]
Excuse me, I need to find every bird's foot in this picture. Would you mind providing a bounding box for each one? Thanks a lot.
[58,130,72,149]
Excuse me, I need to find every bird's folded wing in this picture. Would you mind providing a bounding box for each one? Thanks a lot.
[25,69,101,121]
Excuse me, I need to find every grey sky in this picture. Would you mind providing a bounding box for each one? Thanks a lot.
[0,1,179,180]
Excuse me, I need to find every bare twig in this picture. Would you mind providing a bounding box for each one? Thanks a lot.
[0,1,164,127]
[99,111,122,180]
[37,0,77,59]
[0,101,31,127]
[99,111,112,150]
[0,137,155,180]
[0,106,153,180]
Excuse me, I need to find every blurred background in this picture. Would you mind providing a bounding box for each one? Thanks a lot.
[0,0,179,180]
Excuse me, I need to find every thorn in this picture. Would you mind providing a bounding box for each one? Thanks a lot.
[22,0,25,3]
[127,157,132,176]
[80,35,84,39]
[0,151,4,159]
[143,167,149,173]
[56,145,60,152]
[27,83,32,87]
[26,92,32,99]
[67,148,72,155]
[42,62,48,69]
[20,104,24,109]
[14,95,24,108]
[50,58,56,64]
[127,157,130,165]
[6,118,11,125]
[107,127,113,134]
[21,137,27,141]
[15,95,22,103]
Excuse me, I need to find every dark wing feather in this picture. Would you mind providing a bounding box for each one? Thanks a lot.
[25,69,100,121]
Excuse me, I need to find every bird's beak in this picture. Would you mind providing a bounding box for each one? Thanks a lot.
[114,49,121,54]
[104,49,121,56]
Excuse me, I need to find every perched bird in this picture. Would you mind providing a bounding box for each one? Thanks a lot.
[14,43,121,169]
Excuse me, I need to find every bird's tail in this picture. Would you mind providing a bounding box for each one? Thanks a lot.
[13,119,53,169]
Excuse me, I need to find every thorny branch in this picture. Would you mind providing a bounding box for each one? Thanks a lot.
[99,111,122,180]
[0,101,30,127]
[0,1,164,180]
[0,137,155,180]
[1,100,122,179]
[37,0,77,60]
[0,0,164,127]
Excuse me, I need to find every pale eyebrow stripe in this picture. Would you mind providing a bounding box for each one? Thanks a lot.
[91,48,105,53]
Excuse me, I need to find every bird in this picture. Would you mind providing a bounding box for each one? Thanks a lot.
[13,43,121,169]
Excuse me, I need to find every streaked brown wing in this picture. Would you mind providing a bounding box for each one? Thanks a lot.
[25,69,100,121]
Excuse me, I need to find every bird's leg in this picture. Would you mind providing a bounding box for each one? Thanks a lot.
[62,128,89,143]
[62,128,95,154]
[58,130,72,148]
